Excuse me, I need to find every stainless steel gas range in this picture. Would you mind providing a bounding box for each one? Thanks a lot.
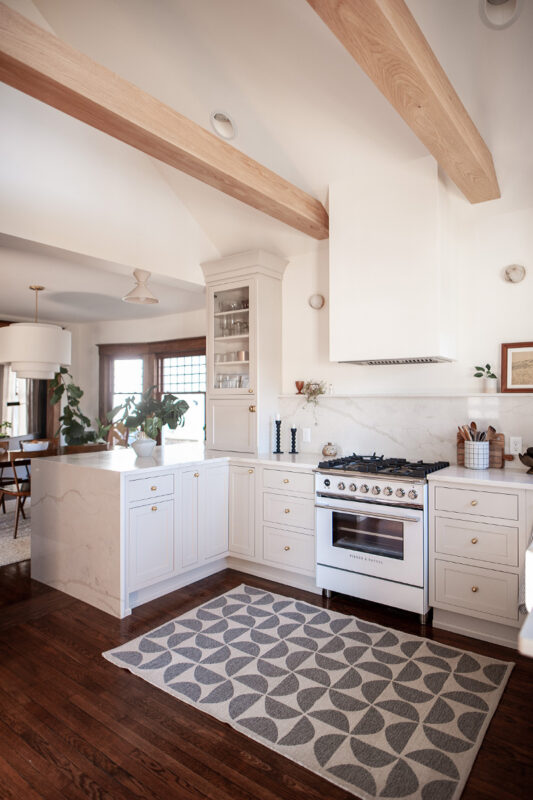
[315,455,449,622]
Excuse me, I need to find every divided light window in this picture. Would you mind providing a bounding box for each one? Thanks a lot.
[112,358,144,412]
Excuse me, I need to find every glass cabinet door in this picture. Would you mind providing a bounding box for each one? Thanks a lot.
[212,285,251,393]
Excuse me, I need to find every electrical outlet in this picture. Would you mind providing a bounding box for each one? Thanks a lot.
[509,436,522,455]
[302,427,311,443]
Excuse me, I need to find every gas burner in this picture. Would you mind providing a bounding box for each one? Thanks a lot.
[317,453,449,479]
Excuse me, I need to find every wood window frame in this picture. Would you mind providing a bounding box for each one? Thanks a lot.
[98,337,206,420]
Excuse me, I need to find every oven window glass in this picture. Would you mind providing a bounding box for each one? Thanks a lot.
[332,512,404,560]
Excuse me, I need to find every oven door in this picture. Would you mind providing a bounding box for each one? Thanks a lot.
[316,499,425,586]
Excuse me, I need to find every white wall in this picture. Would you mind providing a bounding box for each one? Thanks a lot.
[69,309,206,423]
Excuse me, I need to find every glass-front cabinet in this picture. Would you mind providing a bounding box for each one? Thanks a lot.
[209,282,255,396]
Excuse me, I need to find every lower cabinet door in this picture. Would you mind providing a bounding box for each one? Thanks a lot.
[201,464,229,560]
[229,465,255,557]
[128,499,174,591]
[180,468,200,569]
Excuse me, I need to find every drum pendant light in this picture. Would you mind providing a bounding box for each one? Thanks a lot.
[0,286,71,380]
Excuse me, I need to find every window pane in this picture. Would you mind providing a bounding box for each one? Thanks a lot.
[113,359,143,395]
[161,355,206,393]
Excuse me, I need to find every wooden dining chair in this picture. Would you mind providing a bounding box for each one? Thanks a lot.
[0,449,57,538]
[107,422,129,448]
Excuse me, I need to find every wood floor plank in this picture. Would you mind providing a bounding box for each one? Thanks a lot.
[0,563,531,800]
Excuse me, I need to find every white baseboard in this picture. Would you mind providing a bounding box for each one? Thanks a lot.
[226,557,320,595]
[433,608,519,650]
[128,560,226,612]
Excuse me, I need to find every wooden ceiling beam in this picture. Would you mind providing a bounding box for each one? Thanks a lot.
[0,3,329,239]
[306,0,500,203]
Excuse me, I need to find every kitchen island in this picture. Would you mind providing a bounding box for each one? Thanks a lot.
[31,444,321,617]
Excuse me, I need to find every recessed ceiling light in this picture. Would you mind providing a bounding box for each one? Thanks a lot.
[210,111,236,140]
[479,0,523,29]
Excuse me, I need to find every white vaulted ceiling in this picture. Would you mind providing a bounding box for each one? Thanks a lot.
[1,0,532,323]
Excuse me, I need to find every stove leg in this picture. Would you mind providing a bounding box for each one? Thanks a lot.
[322,589,333,600]
[419,610,432,625]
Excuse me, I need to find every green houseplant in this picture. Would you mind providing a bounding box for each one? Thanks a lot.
[0,420,11,454]
[50,368,110,445]
[112,386,189,457]
[474,363,498,394]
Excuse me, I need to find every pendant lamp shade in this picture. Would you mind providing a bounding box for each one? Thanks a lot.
[122,269,159,304]
[0,322,71,380]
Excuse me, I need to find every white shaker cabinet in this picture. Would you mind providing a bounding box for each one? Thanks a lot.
[229,464,256,557]
[179,467,201,569]
[128,498,175,591]
[207,398,257,453]
[201,463,229,560]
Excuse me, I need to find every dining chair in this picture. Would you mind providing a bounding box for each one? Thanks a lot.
[0,449,57,538]
[107,422,129,448]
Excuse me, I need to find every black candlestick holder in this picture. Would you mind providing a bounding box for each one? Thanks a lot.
[273,419,283,454]
[289,427,298,454]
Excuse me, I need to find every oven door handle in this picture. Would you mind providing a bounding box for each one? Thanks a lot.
[314,503,420,524]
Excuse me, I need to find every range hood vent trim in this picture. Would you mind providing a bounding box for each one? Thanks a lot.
[342,356,454,366]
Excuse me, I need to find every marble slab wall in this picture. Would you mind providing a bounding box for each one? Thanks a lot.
[278,394,533,466]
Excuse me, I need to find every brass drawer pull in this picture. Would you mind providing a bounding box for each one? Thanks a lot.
[284,508,290,514]
[283,478,290,484]
[194,472,199,478]
[471,537,478,544]
[248,469,254,474]
[471,586,479,593]
[249,405,256,413]
[151,506,157,512]
[248,388,254,394]
[471,500,478,507]
[284,545,291,551]
[151,486,157,491]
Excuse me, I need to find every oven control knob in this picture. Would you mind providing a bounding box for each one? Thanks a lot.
[408,489,418,500]
[371,486,381,495]
[349,483,357,492]
[324,478,330,487]
[396,488,405,498]
[360,484,369,494]
[337,482,346,491]
[383,487,393,496]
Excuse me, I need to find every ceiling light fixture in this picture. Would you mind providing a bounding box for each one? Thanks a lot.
[0,285,71,379]
[122,269,159,305]
[479,0,523,29]
[210,111,236,140]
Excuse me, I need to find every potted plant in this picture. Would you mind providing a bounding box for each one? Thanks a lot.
[474,363,498,394]
[50,368,110,445]
[0,420,11,455]
[112,387,189,457]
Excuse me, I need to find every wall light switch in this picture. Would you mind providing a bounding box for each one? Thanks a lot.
[302,427,311,443]
[510,436,522,455]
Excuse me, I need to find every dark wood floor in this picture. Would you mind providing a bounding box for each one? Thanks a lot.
[0,561,531,800]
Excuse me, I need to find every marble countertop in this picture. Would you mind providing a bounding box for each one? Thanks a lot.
[428,465,533,490]
[39,443,324,474]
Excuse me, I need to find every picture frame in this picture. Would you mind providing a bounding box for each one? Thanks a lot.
[501,342,533,393]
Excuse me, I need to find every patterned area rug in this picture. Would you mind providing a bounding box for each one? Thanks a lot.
[104,584,513,800]
[0,502,30,566]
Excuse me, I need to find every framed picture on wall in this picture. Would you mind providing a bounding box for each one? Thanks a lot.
[501,342,533,393]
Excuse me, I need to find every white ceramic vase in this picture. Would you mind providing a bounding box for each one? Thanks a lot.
[131,433,157,457]
[483,377,498,393]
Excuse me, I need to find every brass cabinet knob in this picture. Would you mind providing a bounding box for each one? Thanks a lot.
[248,388,254,394]
[471,500,478,506]
[248,468,254,474]
[151,506,157,512]
[150,486,157,491]
[471,537,478,544]
[194,472,199,478]
[471,586,479,593]
[284,508,290,514]
[284,545,290,551]
[249,405,256,413]
[283,478,289,484]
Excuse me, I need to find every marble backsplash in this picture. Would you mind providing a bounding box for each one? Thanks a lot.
[278,394,533,467]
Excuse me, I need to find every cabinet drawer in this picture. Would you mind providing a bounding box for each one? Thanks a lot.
[263,527,315,572]
[263,468,314,495]
[263,492,315,530]
[434,559,518,621]
[435,486,518,520]
[127,473,174,503]
[435,517,519,566]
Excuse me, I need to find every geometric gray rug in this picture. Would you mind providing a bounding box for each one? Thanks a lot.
[104,584,513,800]
[0,503,30,566]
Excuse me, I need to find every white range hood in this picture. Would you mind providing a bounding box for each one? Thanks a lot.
[329,156,455,365]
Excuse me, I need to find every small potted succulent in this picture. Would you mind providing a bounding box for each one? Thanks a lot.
[112,387,189,457]
[474,363,498,393]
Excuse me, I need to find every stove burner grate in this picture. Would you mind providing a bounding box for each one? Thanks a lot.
[317,453,449,479]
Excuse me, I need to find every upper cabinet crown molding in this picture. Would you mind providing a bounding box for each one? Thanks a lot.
[0,2,329,240]
[201,250,289,284]
[306,0,501,204]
